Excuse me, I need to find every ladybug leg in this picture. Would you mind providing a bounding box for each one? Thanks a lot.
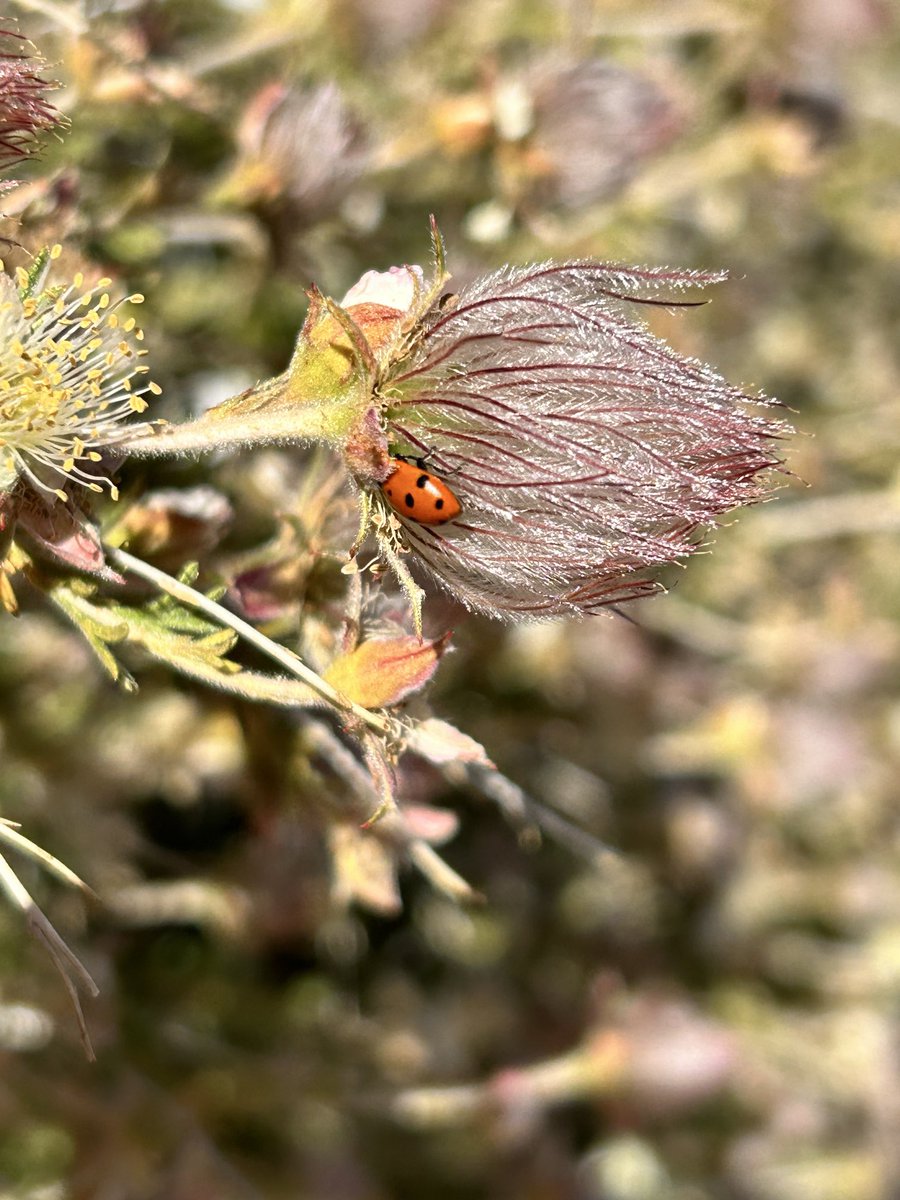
[392,450,431,471]
[424,450,463,478]
[391,445,461,479]
[408,447,461,477]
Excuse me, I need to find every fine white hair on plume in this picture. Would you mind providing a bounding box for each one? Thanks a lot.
[380,260,786,618]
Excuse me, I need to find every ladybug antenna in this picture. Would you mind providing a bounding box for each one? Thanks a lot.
[609,605,642,627]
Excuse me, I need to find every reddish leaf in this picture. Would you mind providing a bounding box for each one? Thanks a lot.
[324,633,449,708]
[17,499,123,582]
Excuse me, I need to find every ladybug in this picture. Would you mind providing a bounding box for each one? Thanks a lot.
[380,456,462,526]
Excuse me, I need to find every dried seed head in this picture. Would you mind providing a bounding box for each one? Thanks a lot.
[525,59,680,209]
[221,81,369,223]
[0,30,61,172]
[363,256,787,619]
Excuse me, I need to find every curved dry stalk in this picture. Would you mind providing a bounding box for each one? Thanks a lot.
[0,850,98,1060]
[0,819,98,897]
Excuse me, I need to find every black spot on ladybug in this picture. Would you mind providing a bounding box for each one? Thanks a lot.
[416,475,429,488]
[405,493,415,508]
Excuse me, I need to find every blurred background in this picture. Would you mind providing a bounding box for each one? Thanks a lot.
[1,0,899,1196]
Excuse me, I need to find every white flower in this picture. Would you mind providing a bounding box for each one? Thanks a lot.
[0,254,159,501]
[340,265,424,313]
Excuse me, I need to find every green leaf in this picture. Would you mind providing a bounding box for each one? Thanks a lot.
[50,582,133,687]
[49,579,240,689]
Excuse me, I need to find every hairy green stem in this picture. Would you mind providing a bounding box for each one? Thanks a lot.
[106,545,396,737]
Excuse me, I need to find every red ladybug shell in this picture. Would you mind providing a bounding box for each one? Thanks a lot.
[380,457,462,526]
